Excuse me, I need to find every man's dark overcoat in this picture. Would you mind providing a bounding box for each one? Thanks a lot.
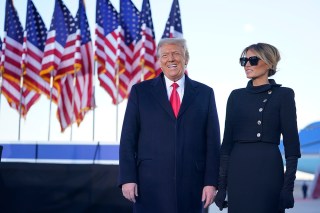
[119,73,220,213]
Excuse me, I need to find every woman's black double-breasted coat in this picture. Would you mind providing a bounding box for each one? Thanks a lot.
[220,79,301,213]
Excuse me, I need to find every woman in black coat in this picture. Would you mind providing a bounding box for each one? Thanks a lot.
[215,43,301,213]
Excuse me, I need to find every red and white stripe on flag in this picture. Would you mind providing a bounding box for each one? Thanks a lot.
[57,0,94,131]
[3,0,40,116]
[95,0,126,104]
[129,0,157,92]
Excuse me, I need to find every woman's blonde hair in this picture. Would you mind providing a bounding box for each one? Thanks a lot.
[241,43,281,77]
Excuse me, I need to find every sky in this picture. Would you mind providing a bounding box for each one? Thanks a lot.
[0,0,320,145]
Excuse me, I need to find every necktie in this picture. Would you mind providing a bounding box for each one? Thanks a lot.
[170,83,181,117]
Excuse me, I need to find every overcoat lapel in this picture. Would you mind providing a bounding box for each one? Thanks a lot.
[151,74,198,119]
[151,74,176,119]
[177,75,197,118]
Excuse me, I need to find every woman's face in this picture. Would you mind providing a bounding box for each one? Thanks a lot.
[244,49,269,83]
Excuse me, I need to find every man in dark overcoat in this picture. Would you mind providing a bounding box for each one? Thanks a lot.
[119,38,220,213]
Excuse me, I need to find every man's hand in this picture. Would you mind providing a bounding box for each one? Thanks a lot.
[202,185,217,208]
[122,183,138,203]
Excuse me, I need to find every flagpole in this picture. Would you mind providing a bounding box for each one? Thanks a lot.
[140,47,145,82]
[115,26,122,144]
[47,72,53,141]
[93,21,99,163]
[140,60,145,82]
[140,24,146,82]
[0,34,6,116]
[70,29,82,141]
[18,31,28,141]
[70,69,77,142]
[92,58,97,164]
[0,72,3,115]
[115,62,119,143]
[92,60,97,141]
[17,74,24,141]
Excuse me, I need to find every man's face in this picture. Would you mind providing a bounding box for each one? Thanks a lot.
[159,43,186,82]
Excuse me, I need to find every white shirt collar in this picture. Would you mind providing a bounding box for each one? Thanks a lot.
[164,74,185,101]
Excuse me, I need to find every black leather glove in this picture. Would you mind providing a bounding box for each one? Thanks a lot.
[279,189,294,210]
[215,155,229,211]
[215,189,228,210]
[279,156,298,210]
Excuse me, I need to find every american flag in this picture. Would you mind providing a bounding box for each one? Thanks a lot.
[161,0,183,39]
[119,0,141,97]
[40,0,79,93]
[57,0,94,131]
[95,0,125,104]
[3,0,24,83]
[2,0,40,117]
[76,0,94,119]
[128,0,157,91]
[23,0,59,104]
[158,0,185,76]
[0,37,3,72]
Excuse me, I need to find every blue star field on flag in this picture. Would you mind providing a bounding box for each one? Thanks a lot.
[5,0,24,44]
[162,0,183,38]
[26,0,47,50]
[137,0,155,42]
[75,0,91,45]
[96,0,119,36]
[49,0,76,46]
[120,0,141,45]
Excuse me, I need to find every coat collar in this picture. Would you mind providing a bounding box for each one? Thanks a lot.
[151,73,198,119]
[246,79,281,94]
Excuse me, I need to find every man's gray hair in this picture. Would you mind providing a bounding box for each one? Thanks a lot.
[156,38,189,62]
